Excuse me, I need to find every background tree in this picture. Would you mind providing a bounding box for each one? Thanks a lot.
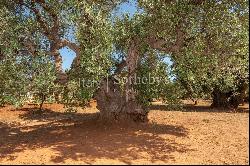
[0,5,28,107]
[28,54,56,111]
[1,0,124,105]
[171,0,249,108]
[0,3,57,109]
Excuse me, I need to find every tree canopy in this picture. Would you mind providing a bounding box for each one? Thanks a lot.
[0,0,249,121]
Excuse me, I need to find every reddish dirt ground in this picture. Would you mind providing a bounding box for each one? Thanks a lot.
[0,100,249,165]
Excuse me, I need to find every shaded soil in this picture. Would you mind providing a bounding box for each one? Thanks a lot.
[0,100,249,164]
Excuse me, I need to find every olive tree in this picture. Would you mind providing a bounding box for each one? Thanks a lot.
[91,0,248,120]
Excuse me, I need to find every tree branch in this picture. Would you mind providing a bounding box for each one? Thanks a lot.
[146,23,185,54]
[34,0,60,37]
[28,1,50,35]
[59,39,80,56]
[114,60,126,74]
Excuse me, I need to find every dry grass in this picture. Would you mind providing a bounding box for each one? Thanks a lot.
[0,100,249,164]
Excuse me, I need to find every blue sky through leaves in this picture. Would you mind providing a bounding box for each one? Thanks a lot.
[59,0,172,71]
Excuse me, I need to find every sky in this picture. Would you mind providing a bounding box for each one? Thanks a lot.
[59,0,172,71]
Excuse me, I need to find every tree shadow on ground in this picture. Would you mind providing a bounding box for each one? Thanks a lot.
[150,103,249,113]
[0,108,192,164]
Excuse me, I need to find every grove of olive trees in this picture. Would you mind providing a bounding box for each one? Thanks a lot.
[0,0,249,165]
[0,0,249,122]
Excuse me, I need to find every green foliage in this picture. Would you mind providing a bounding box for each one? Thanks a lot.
[135,51,172,106]
[171,0,249,100]
[28,55,57,109]
[67,3,114,103]
[1,0,249,111]
[0,54,56,108]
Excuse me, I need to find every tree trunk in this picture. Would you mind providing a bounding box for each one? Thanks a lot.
[53,51,68,103]
[211,90,240,109]
[94,39,148,122]
[94,77,148,122]
[211,82,248,109]
[39,94,46,111]
[53,52,68,84]
[239,81,248,105]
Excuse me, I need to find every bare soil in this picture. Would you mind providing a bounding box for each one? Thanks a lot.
[0,100,249,165]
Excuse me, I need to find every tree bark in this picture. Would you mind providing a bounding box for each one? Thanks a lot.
[94,77,148,122]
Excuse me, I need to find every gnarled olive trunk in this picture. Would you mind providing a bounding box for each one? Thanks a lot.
[94,39,148,122]
[210,90,239,109]
[94,77,148,122]
[211,82,248,109]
